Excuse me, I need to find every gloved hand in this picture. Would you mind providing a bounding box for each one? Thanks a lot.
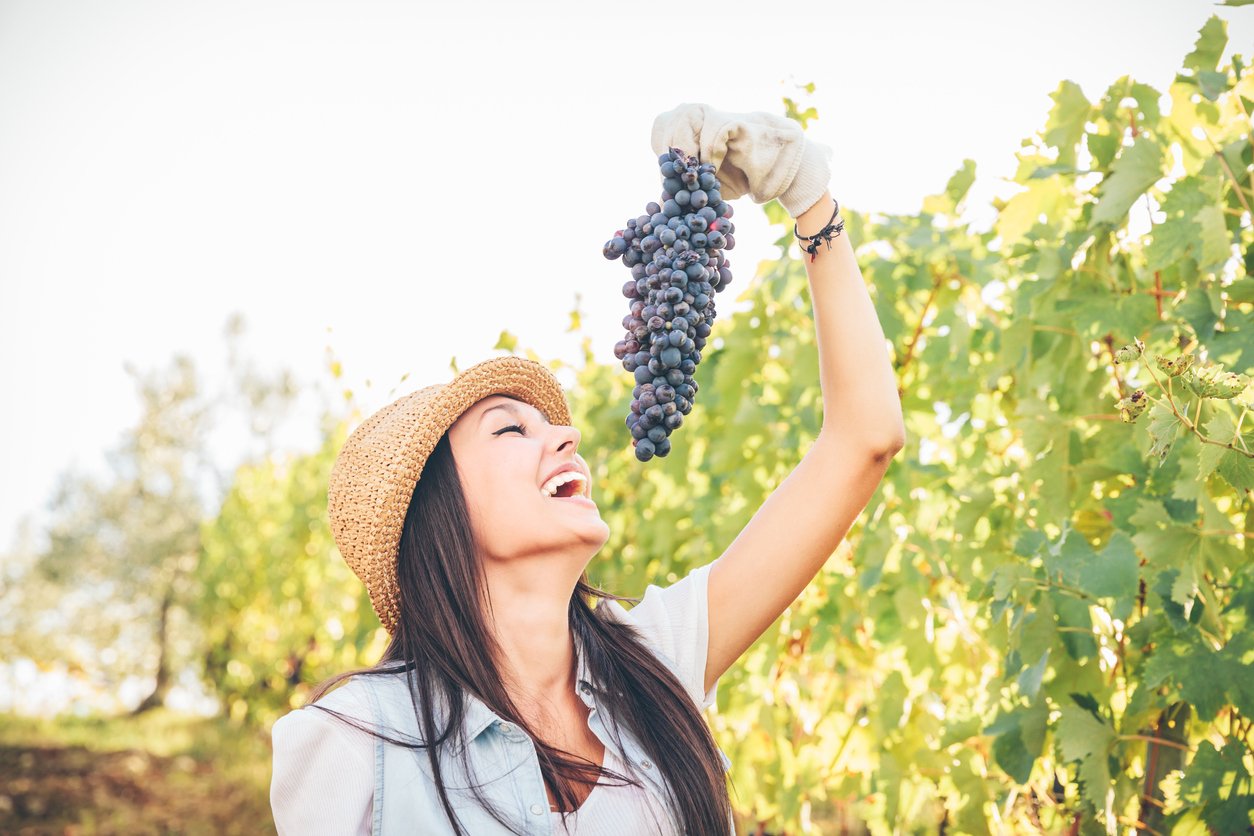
[650,102,832,218]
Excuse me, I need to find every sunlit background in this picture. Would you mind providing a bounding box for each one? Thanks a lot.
[0,0,1245,712]
[3,1,1253,831]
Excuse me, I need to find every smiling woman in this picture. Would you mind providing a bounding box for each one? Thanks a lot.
[269,355,736,836]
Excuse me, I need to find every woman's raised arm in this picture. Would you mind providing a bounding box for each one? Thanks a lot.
[703,189,906,695]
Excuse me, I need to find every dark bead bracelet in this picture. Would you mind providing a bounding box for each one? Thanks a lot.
[793,199,844,262]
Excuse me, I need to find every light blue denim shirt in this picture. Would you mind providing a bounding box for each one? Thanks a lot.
[271,561,734,835]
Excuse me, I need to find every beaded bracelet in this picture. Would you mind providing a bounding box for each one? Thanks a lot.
[793,199,844,262]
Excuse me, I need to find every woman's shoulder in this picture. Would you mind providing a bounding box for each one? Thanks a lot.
[599,562,714,638]
[596,562,720,710]
[274,670,409,737]
[273,677,371,744]
[270,677,378,834]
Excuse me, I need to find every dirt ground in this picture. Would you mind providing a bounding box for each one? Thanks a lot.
[0,742,272,836]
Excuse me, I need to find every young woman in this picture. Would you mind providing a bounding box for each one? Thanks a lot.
[270,102,906,835]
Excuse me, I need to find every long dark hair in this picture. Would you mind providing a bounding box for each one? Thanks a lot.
[305,426,734,835]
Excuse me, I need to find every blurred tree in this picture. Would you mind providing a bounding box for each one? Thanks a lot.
[27,354,211,714]
[3,313,300,714]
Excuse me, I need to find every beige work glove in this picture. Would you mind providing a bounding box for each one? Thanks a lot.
[650,102,832,218]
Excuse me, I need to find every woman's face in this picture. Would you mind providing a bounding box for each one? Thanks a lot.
[446,394,610,567]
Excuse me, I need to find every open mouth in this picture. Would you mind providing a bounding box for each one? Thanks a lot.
[541,474,593,504]
[553,480,581,499]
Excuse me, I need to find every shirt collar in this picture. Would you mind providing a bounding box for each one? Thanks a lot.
[453,630,597,751]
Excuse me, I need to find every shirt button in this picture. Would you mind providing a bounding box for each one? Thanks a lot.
[499,721,514,732]
[530,802,545,815]
[640,759,652,769]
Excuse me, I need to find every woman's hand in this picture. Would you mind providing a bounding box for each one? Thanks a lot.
[650,102,833,218]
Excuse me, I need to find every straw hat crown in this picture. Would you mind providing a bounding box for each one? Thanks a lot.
[326,356,573,634]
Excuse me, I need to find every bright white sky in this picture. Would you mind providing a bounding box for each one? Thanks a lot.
[1,0,1247,554]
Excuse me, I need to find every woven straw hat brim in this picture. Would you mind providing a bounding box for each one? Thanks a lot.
[326,355,573,634]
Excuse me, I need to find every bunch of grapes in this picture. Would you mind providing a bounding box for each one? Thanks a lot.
[601,147,736,462]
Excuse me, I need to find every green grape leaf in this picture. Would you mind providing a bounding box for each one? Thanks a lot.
[1177,740,1254,831]
[1016,649,1050,701]
[1146,401,1185,463]
[1091,137,1165,227]
[1181,15,1228,75]
[996,177,1066,247]
[1151,569,1193,630]
[1084,531,1140,600]
[1220,631,1254,716]
[1056,705,1114,803]
[494,329,519,353]
[1146,212,1200,271]
[1043,81,1091,168]
[987,697,1047,784]
[1142,632,1231,722]
[1044,527,1138,601]
[1196,206,1231,274]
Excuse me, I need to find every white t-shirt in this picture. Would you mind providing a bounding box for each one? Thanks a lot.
[549,743,678,835]
[270,562,724,834]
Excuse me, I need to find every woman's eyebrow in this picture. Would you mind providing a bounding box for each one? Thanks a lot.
[478,402,550,427]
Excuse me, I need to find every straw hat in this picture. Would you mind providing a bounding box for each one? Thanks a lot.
[327,355,574,635]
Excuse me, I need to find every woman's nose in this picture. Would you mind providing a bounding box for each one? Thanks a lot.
[554,424,581,451]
